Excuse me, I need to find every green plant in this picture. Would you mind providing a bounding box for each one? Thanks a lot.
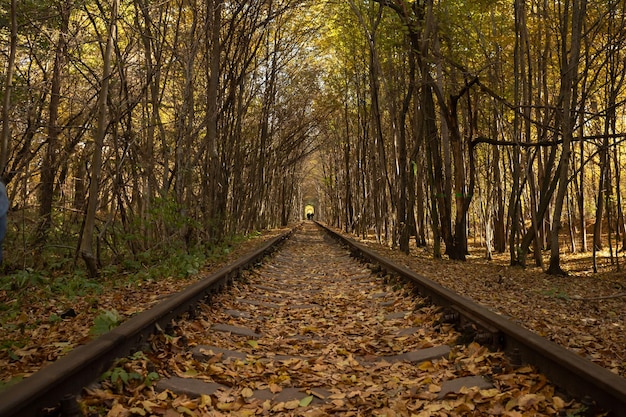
[49,274,102,299]
[101,353,160,392]
[0,376,23,393]
[7,269,44,290]
[48,313,62,324]
[90,309,122,336]
[101,366,143,391]
[541,287,570,301]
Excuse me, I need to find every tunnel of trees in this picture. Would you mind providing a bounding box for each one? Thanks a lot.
[0,0,625,278]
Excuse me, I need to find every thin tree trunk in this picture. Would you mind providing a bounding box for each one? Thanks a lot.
[206,0,225,240]
[0,0,17,177]
[80,0,119,278]
[36,1,71,251]
[547,0,587,275]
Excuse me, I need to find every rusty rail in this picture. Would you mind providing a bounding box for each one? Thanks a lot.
[0,229,293,417]
[318,222,626,416]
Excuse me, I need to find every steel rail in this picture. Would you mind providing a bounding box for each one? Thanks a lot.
[0,229,294,417]
[318,222,626,416]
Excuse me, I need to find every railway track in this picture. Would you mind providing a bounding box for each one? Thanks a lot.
[0,223,624,416]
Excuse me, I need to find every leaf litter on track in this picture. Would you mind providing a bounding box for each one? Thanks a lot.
[81,226,592,416]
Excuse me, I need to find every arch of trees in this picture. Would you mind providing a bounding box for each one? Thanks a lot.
[0,0,324,277]
[315,0,626,274]
[1,0,625,277]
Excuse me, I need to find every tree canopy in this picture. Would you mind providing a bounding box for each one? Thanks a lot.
[0,0,625,277]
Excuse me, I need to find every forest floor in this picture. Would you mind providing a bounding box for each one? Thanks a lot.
[0,222,624,394]
[350,230,626,379]
[0,228,290,388]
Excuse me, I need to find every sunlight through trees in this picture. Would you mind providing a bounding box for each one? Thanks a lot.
[1,0,626,275]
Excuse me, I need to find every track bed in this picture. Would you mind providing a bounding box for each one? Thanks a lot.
[79,224,589,416]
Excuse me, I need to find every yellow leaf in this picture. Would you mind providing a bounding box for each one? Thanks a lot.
[106,403,127,417]
[157,390,170,401]
[518,393,542,408]
[418,361,434,371]
[299,395,314,407]
[176,406,197,416]
[479,388,500,398]
[347,390,361,398]
[285,399,300,410]
[271,402,286,412]
[505,397,518,411]
[552,396,566,409]
[209,365,224,374]
[247,340,258,348]
[129,408,146,416]
[199,394,212,407]
[141,401,159,413]
[241,387,254,398]
[423,403,444,412]
[332,399,345,407]
[217,402,234,411]
[329,392,346,399]
[428,384,441,393]
[176,400,197,409]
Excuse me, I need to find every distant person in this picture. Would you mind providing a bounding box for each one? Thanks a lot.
[0,180,8,264]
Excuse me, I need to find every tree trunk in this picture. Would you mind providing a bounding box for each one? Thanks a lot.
[80,0,119,278]
[206,0,225,240]
[343,99,354,233]
[0,0,17,177]
[36,1,71,251]
[547,0,587,275]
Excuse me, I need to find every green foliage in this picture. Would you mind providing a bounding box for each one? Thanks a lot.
[48,313,62,324]
[90,309,122,336]
[0,338,22,361]
[0,375,23,393]
[100,352,160,393]
[3,269,44,290]
[129,249,205,282]
[541,287,570,301]
[146,196,198,233]
[101,366,143,392]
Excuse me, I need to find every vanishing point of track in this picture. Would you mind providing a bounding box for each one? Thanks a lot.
[0,223,625,416]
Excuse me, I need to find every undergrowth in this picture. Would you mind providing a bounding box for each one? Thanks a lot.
[0,232,256,355]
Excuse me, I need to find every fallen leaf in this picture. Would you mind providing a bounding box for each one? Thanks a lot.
[299,395,314,407]
[552,395,566,409]
[199,394,212,407]
[285,399,300,409]
[428,384,441,393]
[106,403,127,417]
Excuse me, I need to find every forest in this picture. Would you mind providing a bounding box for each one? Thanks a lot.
[0,0,624,281]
